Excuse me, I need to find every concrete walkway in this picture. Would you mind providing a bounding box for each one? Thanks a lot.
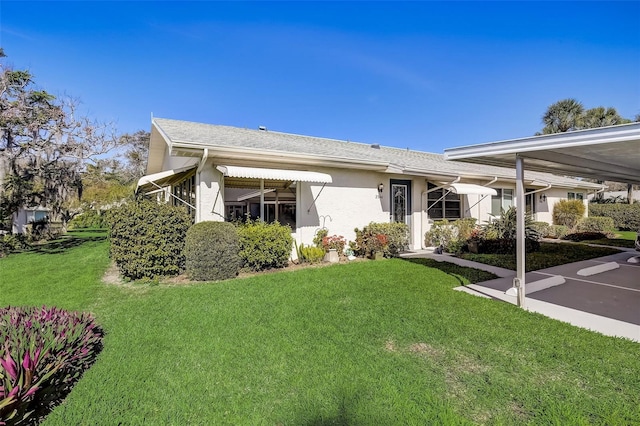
[401,248,640,343]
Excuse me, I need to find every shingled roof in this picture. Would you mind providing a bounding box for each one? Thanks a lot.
[152,118,602,189]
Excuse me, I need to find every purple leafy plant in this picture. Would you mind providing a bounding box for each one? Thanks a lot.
[0,306,103,425]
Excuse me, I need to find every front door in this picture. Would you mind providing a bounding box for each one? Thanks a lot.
[390,179,412,229]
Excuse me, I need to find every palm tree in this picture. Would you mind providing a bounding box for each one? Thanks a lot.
[541,98,585,134]
[582,106,630,128]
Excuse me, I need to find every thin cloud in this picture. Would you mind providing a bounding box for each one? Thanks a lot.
[0,25,37,41]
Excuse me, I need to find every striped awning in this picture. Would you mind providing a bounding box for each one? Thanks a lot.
[136,165,197,193]
[216,165,332,184]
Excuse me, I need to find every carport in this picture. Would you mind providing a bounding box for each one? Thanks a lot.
[444,122,640,308]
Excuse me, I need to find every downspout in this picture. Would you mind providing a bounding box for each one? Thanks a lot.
[586,185,607,216]
[196,149,209,223]
[524,181,552,220]
[420,177,460,249]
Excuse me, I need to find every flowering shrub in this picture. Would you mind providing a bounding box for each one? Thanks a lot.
[0,306,103,425]
[468,228,483,241]
[354,227,388,257]
[321,235,346,253]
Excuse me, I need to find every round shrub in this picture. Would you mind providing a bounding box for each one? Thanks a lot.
[576,216,615,234]
[548,225,569,239]
[531,221,551,238]
[553,199,585,228]
[107,199,192,280]
[236,220,293,271]
[185,221,240,281]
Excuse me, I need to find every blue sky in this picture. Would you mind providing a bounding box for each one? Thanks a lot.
[2,1,639,153]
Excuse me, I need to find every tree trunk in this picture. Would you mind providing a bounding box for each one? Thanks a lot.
[628,184,634,204]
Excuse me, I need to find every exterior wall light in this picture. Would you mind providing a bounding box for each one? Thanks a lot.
[378,183,384,193]
[539,193,547,202]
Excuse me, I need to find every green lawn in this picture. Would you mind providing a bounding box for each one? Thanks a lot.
[577,230,637,248]
[460,241,622,272]
[1,233,639,424]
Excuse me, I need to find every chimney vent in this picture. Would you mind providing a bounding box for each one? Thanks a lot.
[371,144,380,149]
[258,126,267,131]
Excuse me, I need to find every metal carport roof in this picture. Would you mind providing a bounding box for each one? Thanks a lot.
[443,122,640,308]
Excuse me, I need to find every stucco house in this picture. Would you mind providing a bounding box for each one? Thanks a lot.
[138,118,602,251]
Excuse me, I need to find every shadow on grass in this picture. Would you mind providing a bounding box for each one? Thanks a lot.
[27,233,107,255]
[31,330,105,425]
[401,257,497,286]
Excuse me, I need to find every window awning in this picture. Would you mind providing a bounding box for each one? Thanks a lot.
[216,165,332,189]
[136,165,197,193]
[445,183,497,196]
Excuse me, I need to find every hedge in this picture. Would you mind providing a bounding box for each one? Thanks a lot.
[236,220,293,271]
[108,200,192,280]
[355,222,409,257]
[575,216,615,234]
[589,203,640,231]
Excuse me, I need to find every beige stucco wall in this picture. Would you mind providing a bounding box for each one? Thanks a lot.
[198,161,225,222]
[297,167,392,248]
[188,159,595,251]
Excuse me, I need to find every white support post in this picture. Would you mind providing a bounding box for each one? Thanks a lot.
[515,156,526,308]
[260,179,265,222]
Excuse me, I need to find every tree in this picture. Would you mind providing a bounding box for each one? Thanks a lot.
[583,106,630,128]
[540,98,585,134]
[117,130,150,184]
[0,49,119,230]
[538,98,636,203]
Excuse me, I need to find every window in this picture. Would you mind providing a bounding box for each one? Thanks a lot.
[568,192,584,201]
[491,189,514,216]
[172,175,196,220]
[225,199,296,228]
[427,182,461,219]
[26,210,49,223]
[525,189,536,215]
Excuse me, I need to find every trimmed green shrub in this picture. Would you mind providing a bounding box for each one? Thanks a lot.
[108,199,192,280]
[424,220,454,248]
[354,222,409,258]
[548,225,569,239]
[363,222,409,256]
[68,208,107,229]
[531,221,551,238]
[553,199,585,228]
[563,232,608,242]
[0,306,103,425]
[424,218,478,254]
[185,221,240,281]
[236,220,293,271]
[0,234,28,258]
[576,216,615,234]
[589,203,640,231]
